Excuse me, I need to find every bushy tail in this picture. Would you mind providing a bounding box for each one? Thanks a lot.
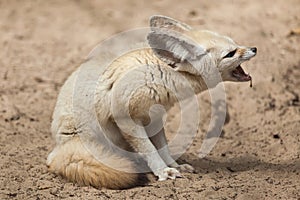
[47,137,147,189]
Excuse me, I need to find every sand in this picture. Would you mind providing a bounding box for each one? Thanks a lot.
[0,0,300,199]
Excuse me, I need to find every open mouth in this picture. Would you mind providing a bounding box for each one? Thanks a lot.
[232,65,252,82]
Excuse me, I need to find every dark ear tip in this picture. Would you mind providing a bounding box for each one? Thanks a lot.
[149,15,169,25]
[150,15,169,21]
[149,15,192,31]
[149,15,160,22]
[149,15,156,22]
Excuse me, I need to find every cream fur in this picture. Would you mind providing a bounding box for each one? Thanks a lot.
[47,15,256,189]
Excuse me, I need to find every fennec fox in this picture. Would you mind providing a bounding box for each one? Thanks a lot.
[47,15,257,189]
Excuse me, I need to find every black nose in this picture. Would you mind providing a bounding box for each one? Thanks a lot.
[251,47,257,53]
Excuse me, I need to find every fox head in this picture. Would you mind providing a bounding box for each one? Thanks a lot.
[147,15,257,85]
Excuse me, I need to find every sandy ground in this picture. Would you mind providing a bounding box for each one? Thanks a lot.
[1,0,300,199]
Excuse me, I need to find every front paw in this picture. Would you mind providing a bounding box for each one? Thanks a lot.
[156,167,182,181]
[177,164,195,173]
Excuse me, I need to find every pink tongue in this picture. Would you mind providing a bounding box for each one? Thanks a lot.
[232,66,252,81]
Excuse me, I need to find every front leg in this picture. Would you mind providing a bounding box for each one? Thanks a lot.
[148,126,177,167]
[121,124,182,181]
[149,127,195,173]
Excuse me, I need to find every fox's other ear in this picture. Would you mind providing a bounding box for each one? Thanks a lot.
[149,15,192,32]
[147,29,206,70]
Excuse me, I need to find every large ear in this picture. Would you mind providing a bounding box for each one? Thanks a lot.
[148,16,207,74]
[147,30,207,75]
[149,15,192,32]
[147,30,206,63]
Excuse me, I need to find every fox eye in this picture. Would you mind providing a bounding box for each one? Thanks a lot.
[223,49,237,58]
